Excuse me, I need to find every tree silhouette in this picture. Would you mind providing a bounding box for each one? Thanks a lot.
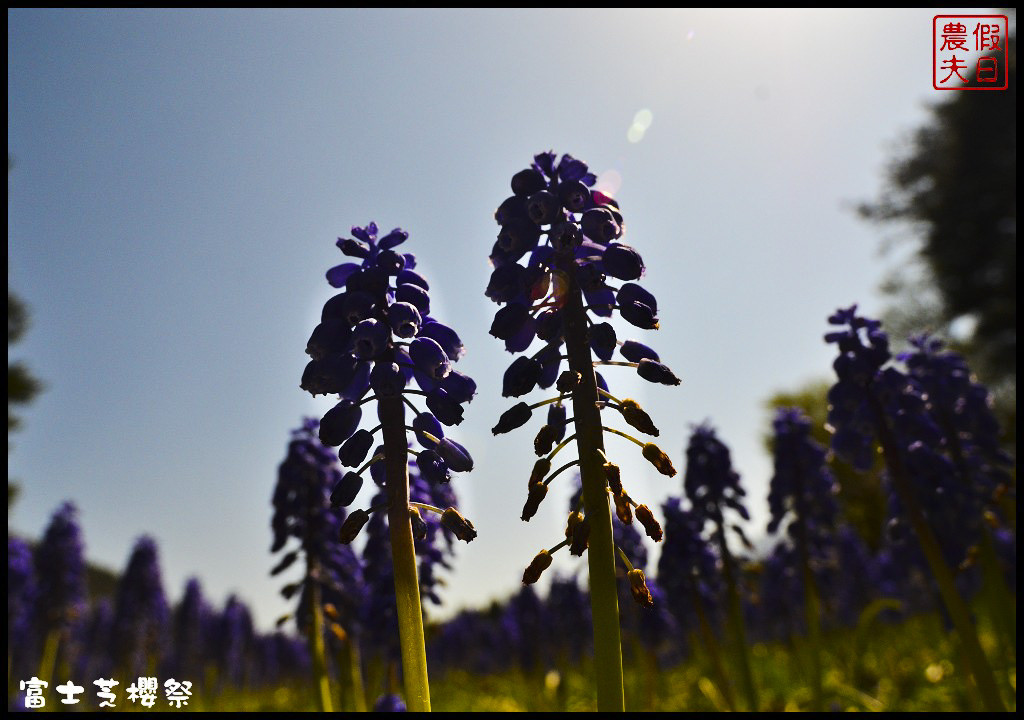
[859,28,1016,428]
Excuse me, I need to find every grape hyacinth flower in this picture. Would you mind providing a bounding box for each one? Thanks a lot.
[8,536,38,681]
[766,408,840,709]
[486,152,681,710]
[169,578,214,687]
[33,502,87,687]
[271,418,364,712]
[301,223,476,711]
[683,423,758,711]
[111,537,170,680]
[824,305,1006,711]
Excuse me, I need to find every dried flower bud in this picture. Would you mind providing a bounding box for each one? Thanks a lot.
[565,510,583,540]
[522,482,548,521]
[323,603,340,621]
[642,443,677,477]
[569,514,590,556]
[530,458,552,485]
[409,506,428,541]
[556,370,581,394]
[627,568,654,607]
[635,504,663,542]
[338,509,370,544]
[523,549,552,585]
[329,622,348,643]
[620,398,659,437]
[614,492,633,524]
[534,424,558,456]
[441,507,477,543]
[603,461,623,495]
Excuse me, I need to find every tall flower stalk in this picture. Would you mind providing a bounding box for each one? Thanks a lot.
[33,503,87,690]
[824,306,1006,712]
[767,408,840,711]
[271,418,362,711]
[683,423,758,711]
[487,153,681,711]
[301,223,477,711]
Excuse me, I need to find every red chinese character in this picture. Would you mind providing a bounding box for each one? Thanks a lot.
[973,23,1002,52]
[976,56,999,83]
[940,21,969,51]
[939,55,968,84]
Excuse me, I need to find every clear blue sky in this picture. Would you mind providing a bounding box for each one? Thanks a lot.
[8,9,968,628]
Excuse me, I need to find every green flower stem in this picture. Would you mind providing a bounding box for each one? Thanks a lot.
[379,394,431,712]
[690,585,737,712]
[529,395,568,410]
[543,459,581,486]
[715,522,758,711]
[340,636,368,712]
[602,426,644,447]
[597,387,623,405]
[869,396,1006,712]
[546,433,578,461]
[791,466,823,711]
[37,628,60,694]
[409,501,444,516]
[306,565,334,713]
[562,270,625,712]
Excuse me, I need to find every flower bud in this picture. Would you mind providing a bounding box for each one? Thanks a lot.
[319,400,362,447]
[530,458,551,485]
[522,549,552,585]
[627,568,654,607]
[620,398,659,436]
[330,471,363,508]
[556,370,581,394]
[637,359,681,386]
[603,461,623,495]
[338,429,374,467]
[534,424,558,456]
[620,340,660,363]
[614,492,633,525]
[568,514,590,556]
[642,443,677,477]
[511,168,547,197]
[635,504,663,542]
[339,509,370,544]
[441,508,477,543]
[602,242,645,281]
[493,402,533,435]
[521,482,548,521]
[409,506,428,541]
[503,356,543,397]
[416,449,451,484]
[437,437,474,473]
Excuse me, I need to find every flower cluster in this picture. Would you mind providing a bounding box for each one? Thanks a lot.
[767,408,839,555]
[486,153,680,594]
[301,223,475,533]
[111,537,170,678]
[32,502,87,640]
[825,306,1010,567]
[271,418,364,634]
[684,423,751,536]
[657,497,722,633]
